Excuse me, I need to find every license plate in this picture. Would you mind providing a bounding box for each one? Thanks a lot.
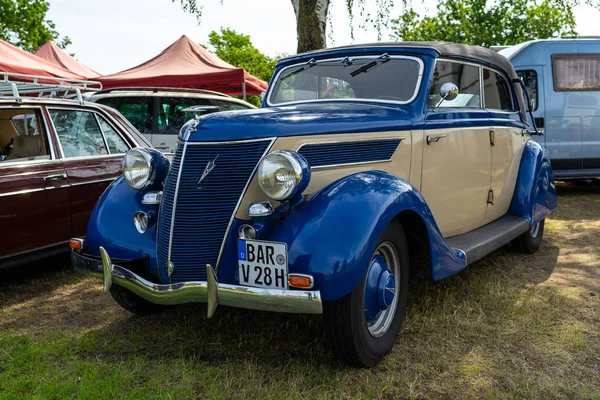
[238,239,288,289]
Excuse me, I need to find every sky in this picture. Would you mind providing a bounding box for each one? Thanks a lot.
[46,0,600,75]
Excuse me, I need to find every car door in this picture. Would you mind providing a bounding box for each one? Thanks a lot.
[483,67,529,223]
[154,96,214,152]
[47,107,131,237]
[421,60,492,238]
[0,106,70,258]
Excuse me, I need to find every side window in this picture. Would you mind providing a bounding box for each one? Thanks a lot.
[428,61,481,108]
[553,54,600,91]
[50,110,108,158]
[96,97,153,135]
[213,100,252,111]
[97,115,130,154]
[517,70,538,111]
[483,69,513,111]
[0,109,50,163]
[158,97,213,135]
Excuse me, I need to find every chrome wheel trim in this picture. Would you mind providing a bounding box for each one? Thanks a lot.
[366,241,401,338]
[530,222,540,238]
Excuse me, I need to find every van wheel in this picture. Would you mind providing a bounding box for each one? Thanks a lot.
[323,220,409,367]
[109,285,170,315]
[512,219,545,254]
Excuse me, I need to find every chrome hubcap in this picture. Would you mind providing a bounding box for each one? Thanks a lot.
[365,242,400,338]
[530,222,540,238]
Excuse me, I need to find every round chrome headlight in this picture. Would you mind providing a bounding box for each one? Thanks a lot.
[122,148,169,190]
[257,150,310,201]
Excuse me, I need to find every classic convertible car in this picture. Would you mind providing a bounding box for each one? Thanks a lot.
[71,42,557,367]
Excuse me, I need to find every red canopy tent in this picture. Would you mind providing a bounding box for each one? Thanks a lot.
[98,35,268,96]
[0,39,85,80]
[34,41,100,79]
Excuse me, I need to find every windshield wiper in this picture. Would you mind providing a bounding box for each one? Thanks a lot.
[350,53,391,77]
[280,58,317,80]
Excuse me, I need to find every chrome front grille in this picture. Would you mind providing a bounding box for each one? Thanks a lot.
[156,139,272,283]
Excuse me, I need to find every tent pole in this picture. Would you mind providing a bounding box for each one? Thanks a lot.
[242,82,246,101]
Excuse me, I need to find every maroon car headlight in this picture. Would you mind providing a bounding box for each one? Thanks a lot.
[122,148,169,190]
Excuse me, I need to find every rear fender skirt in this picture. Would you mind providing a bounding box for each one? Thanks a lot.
[508,141,558,226]
[265,171,466,301]
[84,177,161,281]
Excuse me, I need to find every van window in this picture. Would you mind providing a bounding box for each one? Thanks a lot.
[553,54,600,91]
[516,70,538,111]
[483,69,513,111]
[213,100,252,111]
[158,97,212,135]
[428,61,481,108]
[96,97,153,135]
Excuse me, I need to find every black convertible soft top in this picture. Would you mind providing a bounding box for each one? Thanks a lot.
[293,42,528,119]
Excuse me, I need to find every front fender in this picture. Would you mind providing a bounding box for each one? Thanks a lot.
[84,177,160,280]
[508,140,557,226]
[267,171,466,301]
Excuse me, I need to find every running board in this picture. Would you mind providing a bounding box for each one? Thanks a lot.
[446,216,529,265]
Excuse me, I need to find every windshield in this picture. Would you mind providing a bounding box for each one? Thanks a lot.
[268,55,423,105]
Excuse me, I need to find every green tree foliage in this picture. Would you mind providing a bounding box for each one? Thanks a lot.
[206,28,279,106]
[393,0,576,47]
[0,0,71,52]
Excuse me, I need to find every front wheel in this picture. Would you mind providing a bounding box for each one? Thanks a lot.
[512,219,545,254]
[323,220,409,367]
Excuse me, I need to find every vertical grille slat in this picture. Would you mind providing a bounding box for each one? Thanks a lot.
[156,140,271,283]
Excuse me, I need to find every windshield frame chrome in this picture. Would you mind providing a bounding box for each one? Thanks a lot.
[266,54,425,108]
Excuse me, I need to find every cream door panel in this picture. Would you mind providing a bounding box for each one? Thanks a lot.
[485,126,527,222]
[235,131,412,220]
[421,127,492,238]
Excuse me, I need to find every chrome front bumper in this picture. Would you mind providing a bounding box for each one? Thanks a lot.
[72,247,322,317]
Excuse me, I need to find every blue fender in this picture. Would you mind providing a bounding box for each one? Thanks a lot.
[508,141,557,225]
[84,177,161,280]
[264,171,466,302]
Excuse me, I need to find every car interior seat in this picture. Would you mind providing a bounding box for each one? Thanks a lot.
[4,135,44,161]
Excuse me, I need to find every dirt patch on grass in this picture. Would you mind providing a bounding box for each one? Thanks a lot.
[0,181,599,399]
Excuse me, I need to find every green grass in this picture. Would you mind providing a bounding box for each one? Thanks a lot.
[1,181,599,399]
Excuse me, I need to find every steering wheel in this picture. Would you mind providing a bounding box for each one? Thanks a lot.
[375,95,403,101]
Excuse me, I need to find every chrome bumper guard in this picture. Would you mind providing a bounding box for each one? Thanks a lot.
[73,247,323,317]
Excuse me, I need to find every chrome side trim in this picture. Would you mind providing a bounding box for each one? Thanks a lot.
[166,141,188,281]
[73,248,323,315]
[69,177,116,187]
[266,55,425,107]
[215,138,276,272]
[0,185,69,198]
[296,137,405,169]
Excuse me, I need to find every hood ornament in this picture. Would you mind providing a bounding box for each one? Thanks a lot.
[198,155,219,184]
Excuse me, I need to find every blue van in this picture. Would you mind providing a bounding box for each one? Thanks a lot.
[500,38,600,179]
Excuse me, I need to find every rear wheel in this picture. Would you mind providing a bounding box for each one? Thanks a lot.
[323,220,409,367]
[109,285,170,315]
[512,219,545,254]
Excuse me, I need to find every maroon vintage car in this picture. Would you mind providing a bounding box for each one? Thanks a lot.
[0,82,150,268]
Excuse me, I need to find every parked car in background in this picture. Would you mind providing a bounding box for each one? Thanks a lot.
[71,42,557,367]
[0,74,150,268]
[87,88,256,153]
[500,37,600,179]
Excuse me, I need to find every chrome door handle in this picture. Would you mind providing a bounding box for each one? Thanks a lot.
[426,135,447,145]
[43,173,67,181]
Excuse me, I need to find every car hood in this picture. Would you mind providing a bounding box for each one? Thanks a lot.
[188,102,416,142]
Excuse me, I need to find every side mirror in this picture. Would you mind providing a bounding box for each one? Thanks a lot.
[440,82,459,101]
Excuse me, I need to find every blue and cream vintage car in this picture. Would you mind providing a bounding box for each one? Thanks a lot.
[71,42,557,367]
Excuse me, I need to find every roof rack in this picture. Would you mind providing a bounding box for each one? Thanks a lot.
[0,72,102,104]
[92,86,232,98]
[560,35,600,39]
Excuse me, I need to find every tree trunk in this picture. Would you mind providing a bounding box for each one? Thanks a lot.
[292,0,330,53]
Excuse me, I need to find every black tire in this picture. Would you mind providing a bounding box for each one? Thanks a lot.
[109,285,170,315]
[512,219,545,254]
[323,220,409,367]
